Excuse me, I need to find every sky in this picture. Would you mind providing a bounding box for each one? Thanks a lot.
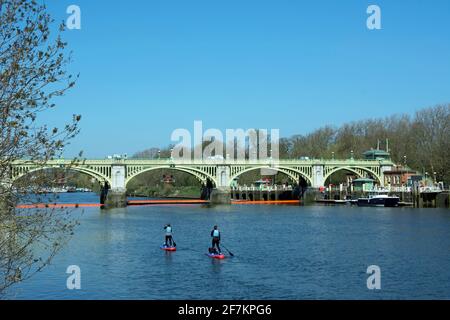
[41,0,450,158]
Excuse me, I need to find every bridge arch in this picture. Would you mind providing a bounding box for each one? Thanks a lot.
[229,165,313,187]
[323,166,382,185]
[12,166,110,187]
[125,166,218,188]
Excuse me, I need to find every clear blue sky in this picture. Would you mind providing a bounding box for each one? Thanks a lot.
[43,0,450,158]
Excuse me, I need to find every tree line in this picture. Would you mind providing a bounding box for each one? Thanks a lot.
[132,104,450,184]
[277,104,449,184]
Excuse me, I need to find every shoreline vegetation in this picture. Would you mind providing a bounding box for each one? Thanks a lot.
[127,186,201,199]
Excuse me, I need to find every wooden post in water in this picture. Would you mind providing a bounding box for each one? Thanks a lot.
[413,185,419,208]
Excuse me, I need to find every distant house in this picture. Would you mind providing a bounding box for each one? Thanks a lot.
[407,174,424,187]
[383,166,418,187]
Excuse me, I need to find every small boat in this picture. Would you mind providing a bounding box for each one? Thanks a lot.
[206,253,225,259]
[160,245,176,252]
[357,194,400,207]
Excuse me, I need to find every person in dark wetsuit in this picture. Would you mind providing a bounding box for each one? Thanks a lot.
[164,224,174,247]
[210,225,221,253]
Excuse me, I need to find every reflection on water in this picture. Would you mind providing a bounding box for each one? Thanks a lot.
[209,258,225,275]
[164,251,174,263]
[5,193,450,300]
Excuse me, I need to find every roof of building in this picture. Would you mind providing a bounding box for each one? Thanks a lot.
[384,169,417,174]
[383,165,417,175]
[363,149,390,156]
[352,178,375,183]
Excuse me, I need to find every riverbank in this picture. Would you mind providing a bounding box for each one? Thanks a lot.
[127,186,201,199]
[315,190,450,208]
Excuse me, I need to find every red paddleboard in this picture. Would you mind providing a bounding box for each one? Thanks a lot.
[161,245,176,252]
[207,253,225,259]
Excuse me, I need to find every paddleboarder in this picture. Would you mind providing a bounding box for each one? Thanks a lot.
[164,224,174,247]
[210,225,221,253]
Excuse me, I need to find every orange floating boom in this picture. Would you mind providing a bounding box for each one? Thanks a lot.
[16,203,103,209]
[16,199,300,209]
[127,199,209,205]
[231,200,300,205]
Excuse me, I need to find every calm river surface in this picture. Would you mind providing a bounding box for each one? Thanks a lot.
[6,193,450,300]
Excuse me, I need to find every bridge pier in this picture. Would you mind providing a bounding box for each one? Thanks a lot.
[104,189,127,209]
[208,166,232,204]
[104,165,127,209]
[312,165,325,188]
[210,188,231,205]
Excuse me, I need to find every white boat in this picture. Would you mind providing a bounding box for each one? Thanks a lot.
[357,194,400,207]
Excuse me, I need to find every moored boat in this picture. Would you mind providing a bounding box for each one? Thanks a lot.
[357,194,400,207]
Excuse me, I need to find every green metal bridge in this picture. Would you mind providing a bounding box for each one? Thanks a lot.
[10,158,395,190]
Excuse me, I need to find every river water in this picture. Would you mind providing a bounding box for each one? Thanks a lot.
[5,193,450,300]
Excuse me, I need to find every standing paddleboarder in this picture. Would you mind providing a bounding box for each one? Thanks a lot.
[210,225,221,253]
[164,224,174,247]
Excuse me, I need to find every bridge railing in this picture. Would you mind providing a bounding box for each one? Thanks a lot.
[11,158,394,166]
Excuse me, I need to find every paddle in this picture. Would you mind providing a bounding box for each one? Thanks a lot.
[221,244,234,257]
